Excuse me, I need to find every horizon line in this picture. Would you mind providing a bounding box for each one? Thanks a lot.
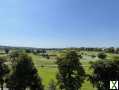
[0,44,118,49]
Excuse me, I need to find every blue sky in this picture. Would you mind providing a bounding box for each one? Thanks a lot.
[0,0,119,48]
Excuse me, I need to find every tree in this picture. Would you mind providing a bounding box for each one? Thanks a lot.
[112,55,119,60]
[0,57,9,90]
[48,80,56,90]
[78,54,82,59]
[56,51,85,90]
[4,49,9,54]
[98,52,107,60]
[9,51,20,65]
[89,60,119,90]
[106,47,115,53]
[91,55,96,58]
[25,49,32,53]
[6,54,44,90]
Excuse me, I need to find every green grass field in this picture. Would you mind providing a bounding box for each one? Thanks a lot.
[29,50,119,90]
[38,67,58,85]
[30,52,97,90]
[1,50,118,90]
[1,51,116,90]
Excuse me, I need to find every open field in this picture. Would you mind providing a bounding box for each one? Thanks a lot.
[29,51,117,90]
[0,50,118,90]
[37,62,96,90]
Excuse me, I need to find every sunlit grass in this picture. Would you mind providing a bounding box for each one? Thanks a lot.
[30,51,119,90]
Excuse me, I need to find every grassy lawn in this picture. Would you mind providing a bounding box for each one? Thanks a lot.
[28,51,119,90]
[30,53,97,90]
[38,67,58,86]
[38,67,58,90]
[29,53,56,66]
[81,80,96,90]
[38,67,97,90]
[37,61,96,90]
[0,50,119,90]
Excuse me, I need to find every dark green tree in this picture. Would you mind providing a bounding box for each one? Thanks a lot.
[78,54,82,59]
[4,49,9,54]
[106,47,115,53]
[91,55,96,58]
[0,57,9,90]
[6,54,44,90]
[112,55,119,60]
[56,51,85,90]
[97,52,107,60]
[89,60,119,90]
[9,51,21,66]
[25,49,32,53]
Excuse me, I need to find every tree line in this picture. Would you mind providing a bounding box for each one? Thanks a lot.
[1,46,119,54]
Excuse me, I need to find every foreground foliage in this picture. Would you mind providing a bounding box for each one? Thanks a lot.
[89,60,119,90]
[6,54,44,90]
[57,51,85,90]
[0,57,9,90]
